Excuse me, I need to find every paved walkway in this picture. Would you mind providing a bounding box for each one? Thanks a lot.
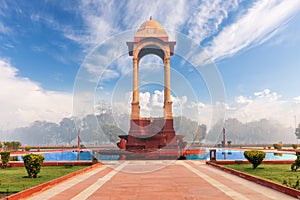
[23,160,296,200]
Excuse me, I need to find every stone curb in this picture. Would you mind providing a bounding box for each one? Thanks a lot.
[206,161,300,199]
[212,160,294,165]
[1,163,103,200]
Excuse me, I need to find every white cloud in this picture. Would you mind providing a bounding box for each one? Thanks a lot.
[0,22,10,34]
[187,0,240,43]
[190,102,206,111]
[138,91,222,131]
[0,59,72,130]
[294,96,300,104]
[151,90,164,108]
[206,0,300,61]
[63,0,190,48]
[109,88,300,130]
[228,89,300,127]
[235,96,252,105]
[59,0,300,67]
[253,89,281,101]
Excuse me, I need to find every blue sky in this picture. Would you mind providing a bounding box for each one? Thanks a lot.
[1,0,300,130]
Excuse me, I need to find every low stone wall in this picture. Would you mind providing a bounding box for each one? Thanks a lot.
[206,161,300,199]
[213,160,294,165]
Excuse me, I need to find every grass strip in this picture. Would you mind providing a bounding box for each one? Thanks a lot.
[223,164,300,187]
[0,166,86,195]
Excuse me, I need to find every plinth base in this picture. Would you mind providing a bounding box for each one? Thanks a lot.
[117,118,186,154]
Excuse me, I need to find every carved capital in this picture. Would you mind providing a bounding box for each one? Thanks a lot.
[133,58,138,66]
[164,57,170,66]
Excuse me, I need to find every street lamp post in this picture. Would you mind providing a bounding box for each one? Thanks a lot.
[77,129,80,161]
[223,128,226,148]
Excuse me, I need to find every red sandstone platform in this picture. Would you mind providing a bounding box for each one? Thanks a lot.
[7,160,296,200]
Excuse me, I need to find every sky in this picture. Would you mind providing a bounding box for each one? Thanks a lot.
[0,0,300,130]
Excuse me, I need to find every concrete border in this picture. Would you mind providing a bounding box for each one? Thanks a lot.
[206,161,300,199]
[1,163,102,200]
[213,160,294,165]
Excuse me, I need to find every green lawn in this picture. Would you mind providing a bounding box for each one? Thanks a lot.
[0,166,87,196]
[223,164,300,186]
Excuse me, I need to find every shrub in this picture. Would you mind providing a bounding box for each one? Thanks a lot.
[24,146,31,151]
[292,144,298,149]
[0,151,10,168]
[3,141,21,151]
[244,150,266,169]
[283,176,300,190]
[11,141,21,151]
[22,154,45,178]
[273,143,283,150]
[291,151,300,171]
[227,141,232,147]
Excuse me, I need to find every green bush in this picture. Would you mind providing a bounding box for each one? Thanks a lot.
[24,146,31,151]
[11,141,21,151]
[273,143,283,149]
[291,151,300,171]
[3,141,21,151]
[283,176,300,190]
[0,151,10,168]
[22,154,45,178]
[244,150,266,169]
[292,144,298,149]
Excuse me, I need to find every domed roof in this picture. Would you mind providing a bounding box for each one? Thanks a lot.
[135,17,168,38]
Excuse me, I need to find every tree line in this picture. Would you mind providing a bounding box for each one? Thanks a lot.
[2,112,207,146]
[206,118,297,144]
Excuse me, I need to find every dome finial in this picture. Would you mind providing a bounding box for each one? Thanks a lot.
[150,16,152,20]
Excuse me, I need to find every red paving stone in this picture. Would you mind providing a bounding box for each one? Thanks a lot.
[48,167,113,200]
[23,160,297,200]
[187,161,274,199]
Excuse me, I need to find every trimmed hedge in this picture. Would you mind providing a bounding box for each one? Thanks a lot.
[273,143,283,149]
[24,146,31,151]
[22,154,45,178]
[244,150,266,169]
[0,151,10,168]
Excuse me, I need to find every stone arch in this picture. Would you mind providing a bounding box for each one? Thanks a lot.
[133,38,170,61]
[126,18,176,121]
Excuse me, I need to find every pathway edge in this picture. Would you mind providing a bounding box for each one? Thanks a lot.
[206,161,300,199]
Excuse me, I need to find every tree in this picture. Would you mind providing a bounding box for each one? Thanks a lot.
[25,121,59,145]
[193,124,207,144]
[59,118,77,145]
[296,123,300,139]
[207,118,295,144]
[0,151,10,168]
[174,116,207,143]
[101,124,125,143]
